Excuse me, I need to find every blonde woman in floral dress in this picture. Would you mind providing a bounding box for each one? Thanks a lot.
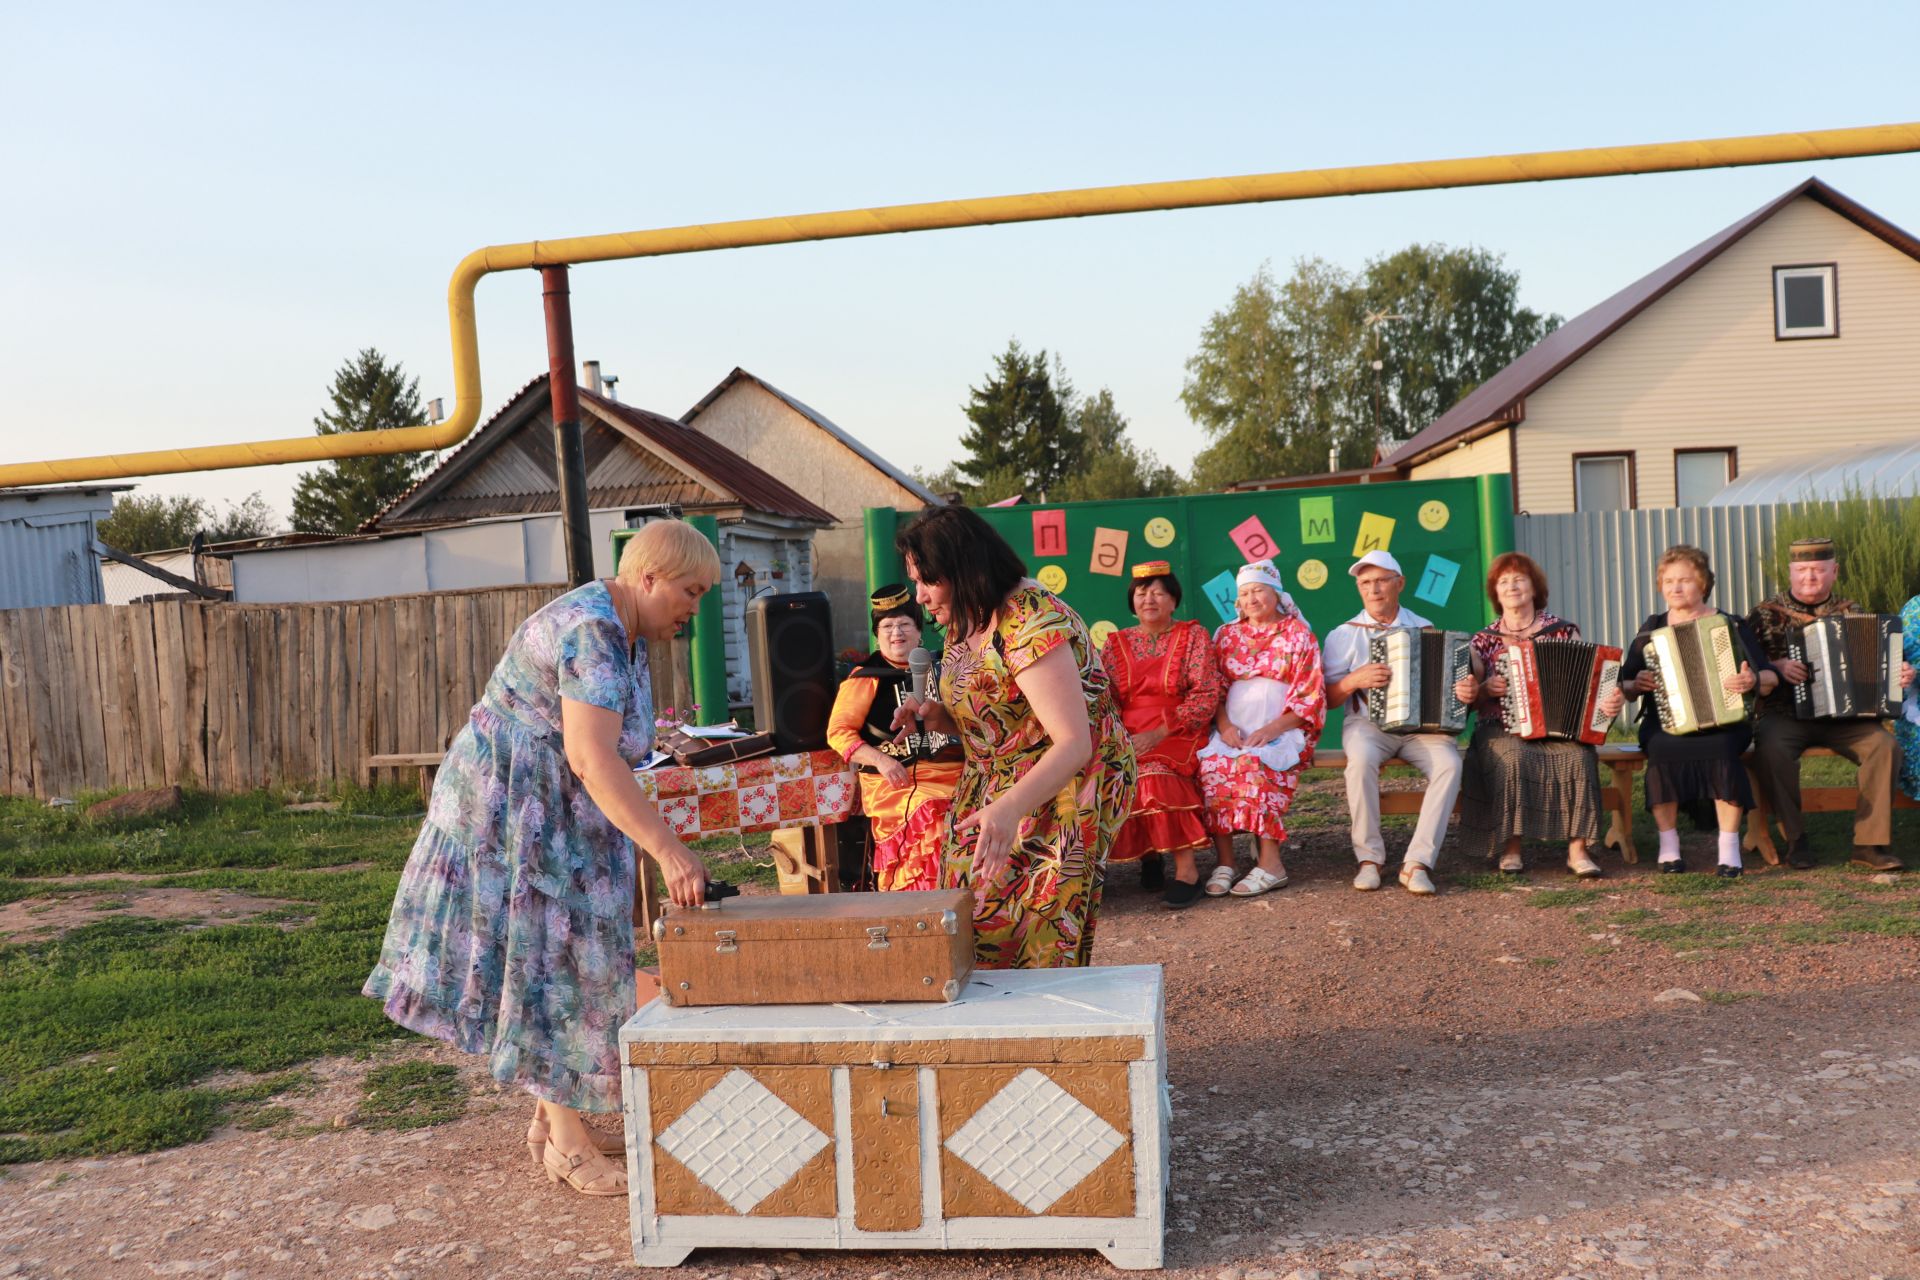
[364,521,720,1199]
[890,506,1136,969]
[1197,560,1326,897]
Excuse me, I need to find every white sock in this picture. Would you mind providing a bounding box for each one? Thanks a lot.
[1718,832,1743,869]
[1657,828,1682,862]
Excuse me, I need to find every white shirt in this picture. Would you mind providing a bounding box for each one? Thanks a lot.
[1321,604,1433,715]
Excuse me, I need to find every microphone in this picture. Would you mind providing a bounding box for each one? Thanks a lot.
[907,647,931,741]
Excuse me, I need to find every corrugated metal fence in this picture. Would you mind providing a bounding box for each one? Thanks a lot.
[1513,503,1804,651]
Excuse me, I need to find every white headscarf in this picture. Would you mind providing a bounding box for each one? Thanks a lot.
[1235,559,1297,616]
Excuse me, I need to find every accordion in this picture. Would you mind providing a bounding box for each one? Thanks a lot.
[1363,627,1472,734]
[1644,614,1750,735]
[1786,613,1903,720]
[1497,638,1624,744]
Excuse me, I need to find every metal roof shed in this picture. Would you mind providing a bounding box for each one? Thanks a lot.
[1708,440,1920,505]
[0,485,131,609]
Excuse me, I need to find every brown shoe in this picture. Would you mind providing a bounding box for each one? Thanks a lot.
[1849,847,1904,872]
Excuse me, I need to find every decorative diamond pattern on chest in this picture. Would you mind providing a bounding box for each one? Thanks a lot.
[655,1068,831,1214]
[943,1068,1126,1213]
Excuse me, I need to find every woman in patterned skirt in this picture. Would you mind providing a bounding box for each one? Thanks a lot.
[364,520,720,1198]
[890,505,1136,969]
[1456,552,1624,878]
[1101,561,1224,909]
[825,584,964,891]
[1196,561,1326,898]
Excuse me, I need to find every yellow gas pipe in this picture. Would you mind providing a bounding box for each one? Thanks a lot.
[6,121,1918,487]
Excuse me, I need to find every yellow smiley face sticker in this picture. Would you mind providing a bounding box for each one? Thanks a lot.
[1089,620,1117,647]
[1143,516,1176,548]
[1296,558,1329,591]
[1418,500,1450,532]
[1037,564,1069,592]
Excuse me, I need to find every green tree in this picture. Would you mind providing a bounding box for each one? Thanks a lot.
[1770,494,1920,613]
[290,349,430,535]
[1181,247,1559,491]
[98,491,278,552]
[1053,388,1183,502]
[956,340,1079,502]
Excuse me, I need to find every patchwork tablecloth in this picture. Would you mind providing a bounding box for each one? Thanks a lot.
[634,749,856,839]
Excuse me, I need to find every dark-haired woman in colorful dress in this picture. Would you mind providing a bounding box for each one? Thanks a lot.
[889,504,1136,969]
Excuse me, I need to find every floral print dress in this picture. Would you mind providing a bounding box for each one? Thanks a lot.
[364,580,652,1113]
[1198,614,1326,841]
[938,584,1136,970]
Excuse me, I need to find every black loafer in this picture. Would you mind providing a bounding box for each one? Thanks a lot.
[1786,837,1815,870]
[1715,863,1742,879]
[1162,877,1202,909]
[1140,857,1166,892]
[1658,859,1687,874]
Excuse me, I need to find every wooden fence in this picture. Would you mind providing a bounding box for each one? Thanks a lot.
[0,584,694,798]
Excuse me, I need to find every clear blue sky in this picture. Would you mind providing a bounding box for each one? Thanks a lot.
[4,1,1917,520]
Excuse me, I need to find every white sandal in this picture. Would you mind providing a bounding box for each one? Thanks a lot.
[1204,866,1238,897]
[1230,866,1289,896]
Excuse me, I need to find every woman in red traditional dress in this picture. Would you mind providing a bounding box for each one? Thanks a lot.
[1100,561,1224,909]
[825,585,964,891]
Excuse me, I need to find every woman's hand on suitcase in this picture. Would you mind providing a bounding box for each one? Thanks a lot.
[956,800,1015,882]
[657,844,709,908]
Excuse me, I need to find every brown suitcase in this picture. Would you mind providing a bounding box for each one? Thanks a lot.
[652,889,975,1007]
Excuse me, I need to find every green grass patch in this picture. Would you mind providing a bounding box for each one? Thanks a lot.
[1646,873,1740,900]
[1628,918,1762,950]
[1451,872,1524,894]
[1528,888,1606,909]
[1606,908,1659,925]
[357,1061,466,1131]
[1529,956,1560,968]
[1699,990,1758,1004]
[233,1104,298,1132]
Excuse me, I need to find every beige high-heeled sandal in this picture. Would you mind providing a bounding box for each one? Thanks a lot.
[526,1114,625,1166]
[542,1142,628,1197]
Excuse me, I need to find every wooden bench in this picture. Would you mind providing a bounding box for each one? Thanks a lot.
[1322,743,1914,868]
[1316,747,1639,862]
[366,752,445,801]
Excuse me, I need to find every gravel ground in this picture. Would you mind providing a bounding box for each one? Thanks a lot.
[4,801,1918,1280]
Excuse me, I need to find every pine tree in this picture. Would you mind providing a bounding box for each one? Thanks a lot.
[290,349,430,534]
[956,340,1080,502]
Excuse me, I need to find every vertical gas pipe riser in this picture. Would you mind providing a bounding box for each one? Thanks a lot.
[541,265,596,589]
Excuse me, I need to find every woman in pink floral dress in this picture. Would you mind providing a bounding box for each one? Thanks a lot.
[1197,560,1326,897]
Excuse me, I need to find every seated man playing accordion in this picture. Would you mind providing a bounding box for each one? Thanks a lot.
[1744,537,1915,872]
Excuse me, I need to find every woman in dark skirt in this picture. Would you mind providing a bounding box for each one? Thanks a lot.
[1458,553,1624,878]
[1618,545,1777,878]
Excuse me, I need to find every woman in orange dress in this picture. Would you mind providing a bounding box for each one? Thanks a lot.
[1100,561,1224,909]
[825,585,963,891]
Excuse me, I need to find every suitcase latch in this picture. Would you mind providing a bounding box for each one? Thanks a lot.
[866,926,891,950]
[714,929,738,954]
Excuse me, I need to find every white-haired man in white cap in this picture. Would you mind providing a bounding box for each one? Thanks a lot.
[1320,549,1468,894]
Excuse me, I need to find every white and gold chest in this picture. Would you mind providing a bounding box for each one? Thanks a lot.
[618,965,1166,1269]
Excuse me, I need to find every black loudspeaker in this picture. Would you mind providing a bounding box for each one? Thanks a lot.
[746,592,837,752]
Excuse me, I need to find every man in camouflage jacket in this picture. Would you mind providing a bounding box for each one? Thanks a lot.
[1745,538,1913,871]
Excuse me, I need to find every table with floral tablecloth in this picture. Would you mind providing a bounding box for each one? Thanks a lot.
[633,748,856,839]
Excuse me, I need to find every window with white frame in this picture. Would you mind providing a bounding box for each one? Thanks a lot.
[1675,448,1735,506]
[1774,264,1837,339]
[1574,454,1633,511]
